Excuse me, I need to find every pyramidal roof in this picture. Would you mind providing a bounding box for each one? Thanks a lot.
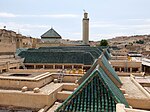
[41,28,61,38]
[77,54,122,88]
[55,68,129,112]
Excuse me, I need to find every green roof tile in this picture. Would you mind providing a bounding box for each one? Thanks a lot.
[103,49,111,60]
[78,54,122,86]
[98,68,129,107]
[38,46,102,59]
[101,55,122,85]
[55,68,129,112]
[41,28,61,39]
[19,51,95,65]
[18,46,104,65]
[77,59,98,84]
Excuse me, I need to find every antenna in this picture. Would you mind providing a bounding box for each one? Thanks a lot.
[83,9,86,13]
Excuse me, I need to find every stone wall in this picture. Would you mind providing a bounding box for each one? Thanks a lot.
[0,29,16,54]
[0,29,38,52]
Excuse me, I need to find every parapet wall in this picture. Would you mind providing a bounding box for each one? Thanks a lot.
[0,74,53,90]
[0,73,81,109]
[0,92,49,109]
[0,70,82,90]
[0,84,63,109]
[116,103,150,112]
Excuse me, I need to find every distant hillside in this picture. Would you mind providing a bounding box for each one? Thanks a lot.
[108,35,150,45]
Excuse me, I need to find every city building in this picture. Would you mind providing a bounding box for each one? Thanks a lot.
[0,29,16,55]
[0,11,149,112]
[0,47,149,112]
[41,28,62,43]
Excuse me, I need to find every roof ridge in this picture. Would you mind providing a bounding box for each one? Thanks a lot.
[97,68,129,107]
[41,28,61,38]
[100,55,122,86]
[55,69,99,112]
[77,53,122,87]
[55,68,129,112]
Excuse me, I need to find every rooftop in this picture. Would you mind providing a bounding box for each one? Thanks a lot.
[18,46,111,65]
[41,28,62,39]
[120,77,149,99]
[55,68,129,112]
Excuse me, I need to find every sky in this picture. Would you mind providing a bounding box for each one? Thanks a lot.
[0,0,150,41]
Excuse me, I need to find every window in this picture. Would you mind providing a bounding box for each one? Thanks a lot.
[45,65,53,69]
[36,65,43,69]
[115,67,119,71]
[83,66,91,72]
[25,65,34,69]
[132,68,138,72]
[74,65,82,69]
[64,65,72,69]
[55,65,62,69]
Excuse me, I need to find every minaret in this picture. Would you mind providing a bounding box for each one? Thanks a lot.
[82,11,89,44]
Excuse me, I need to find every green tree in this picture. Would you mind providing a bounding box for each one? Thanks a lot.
[100,39,108,46]
[136,40,144,44]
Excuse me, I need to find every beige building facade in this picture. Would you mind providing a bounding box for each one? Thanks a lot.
[0,29,16,55]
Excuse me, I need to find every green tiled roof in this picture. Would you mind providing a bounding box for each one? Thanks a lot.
[55,68,129,112]
[39,46,102,59]
[18,46,104,65]
[38,46,102,59]
[19,51,94,65]
[41,28,61,39]
[77,59,98,84]
[16,48,28,55]
[98,68,128,107]
[97,46,111,60]
[77,54,122,86]
[101,55,122,85]
[103,49,111,60]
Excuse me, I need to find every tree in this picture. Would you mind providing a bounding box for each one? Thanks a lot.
[100,39,108,46]
[136,40,144,44]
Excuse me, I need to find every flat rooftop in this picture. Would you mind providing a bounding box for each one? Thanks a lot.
[0,72,44,78]
[0,82,66,95]
[0,69,62,80]
[135,76,150,83]
[40,82,63,94]
[132,57,150,66]
[135,76,150,93]
[120,76,149,99]
[0,58,22,64]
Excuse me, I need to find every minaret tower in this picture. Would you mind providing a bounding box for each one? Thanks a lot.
[82,11,89,44]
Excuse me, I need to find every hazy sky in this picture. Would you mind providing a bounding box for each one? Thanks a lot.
[0,0,150,41]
